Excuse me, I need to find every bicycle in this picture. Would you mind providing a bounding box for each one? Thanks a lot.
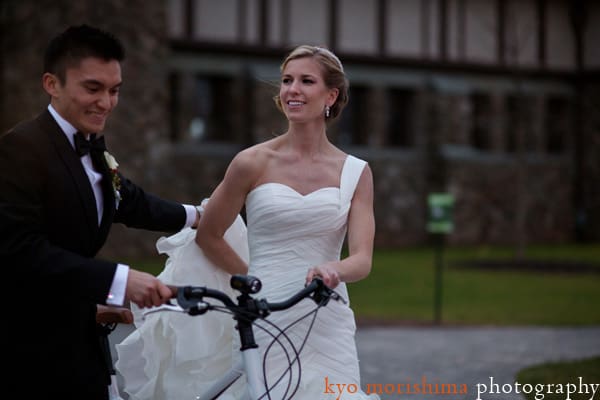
[144,274,346,400]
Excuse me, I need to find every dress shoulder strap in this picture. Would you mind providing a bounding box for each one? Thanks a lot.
[340,155,367,205]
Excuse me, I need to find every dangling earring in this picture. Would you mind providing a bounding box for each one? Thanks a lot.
[325,105,331,118]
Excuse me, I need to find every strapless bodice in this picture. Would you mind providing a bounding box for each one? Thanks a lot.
[245,181,349,300]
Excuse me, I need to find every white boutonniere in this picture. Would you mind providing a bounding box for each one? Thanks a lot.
[104,151,122,209]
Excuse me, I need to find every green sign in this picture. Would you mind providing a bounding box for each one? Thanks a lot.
[427,193,454,234]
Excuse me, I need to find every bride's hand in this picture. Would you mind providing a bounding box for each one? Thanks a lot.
[306,263,340,289]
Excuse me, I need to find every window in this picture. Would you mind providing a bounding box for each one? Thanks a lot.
[336,86,369,146]
[505,95,518,152]
[470,92,492,150]
[545,96,569,154]
[387,88,415,147]
[505,94,536,153]
[169,73,236,143]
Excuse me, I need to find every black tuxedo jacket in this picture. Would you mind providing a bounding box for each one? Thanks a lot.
[0,110,186,397]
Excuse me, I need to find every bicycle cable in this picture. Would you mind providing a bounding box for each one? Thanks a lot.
[206,299,327,400]
[201,305,300,399]
[258,305,321,400]
[238,294,330,400]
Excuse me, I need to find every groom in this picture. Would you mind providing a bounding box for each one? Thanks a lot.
[0,25,199,399]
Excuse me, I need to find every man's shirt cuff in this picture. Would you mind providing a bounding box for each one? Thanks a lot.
[106,264,129,306]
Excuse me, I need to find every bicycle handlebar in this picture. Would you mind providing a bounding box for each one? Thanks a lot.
[179,286,237,308]
[266,278,331,311]
[161,275,347,394]
[174,275,344,318]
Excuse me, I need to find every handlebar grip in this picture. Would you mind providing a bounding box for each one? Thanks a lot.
[176,285,237,310]
[167,285,178,299]
[266,277,324,312]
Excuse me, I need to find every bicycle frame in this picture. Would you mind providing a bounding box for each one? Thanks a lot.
[147,275,343,400]
[194,317,267,400]
[195,350,262,400]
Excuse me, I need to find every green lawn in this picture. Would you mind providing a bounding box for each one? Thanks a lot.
[348,244,600,326]
[516,357,600,400]
[130,243,600,326]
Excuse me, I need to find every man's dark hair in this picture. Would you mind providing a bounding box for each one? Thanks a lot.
[44,24,125,83]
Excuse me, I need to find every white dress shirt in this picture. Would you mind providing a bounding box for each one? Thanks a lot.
[48,105,197,306]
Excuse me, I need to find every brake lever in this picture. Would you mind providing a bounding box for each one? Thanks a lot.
[310,285,347,306]
[187,301,211,316]
[329,290,348,305]
[142,301,185,319]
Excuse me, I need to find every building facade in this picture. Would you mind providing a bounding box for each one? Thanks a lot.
[163,0,600,247]
[1,0,599,256]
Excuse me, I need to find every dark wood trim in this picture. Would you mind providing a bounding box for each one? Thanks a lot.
[537,0,546,67]
[439,0,447,60]
[169,38,588,80]
[281,0,290,46]
[171,39,287,60]
[377,0,387,56]
[185,0,194,39]
[457,0,466,59]
[238,0,247,42]
[329,0,338,51]
[421,0,430,58]
[569,0,588,241]
[497,0,506,65]
[259,0,268,45]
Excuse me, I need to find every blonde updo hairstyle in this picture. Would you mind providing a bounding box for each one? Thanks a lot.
[274,45,349,121]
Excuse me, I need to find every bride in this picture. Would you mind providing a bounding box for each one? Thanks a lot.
[116,44,378,400]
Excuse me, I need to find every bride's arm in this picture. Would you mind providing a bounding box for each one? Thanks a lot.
[195,151,257,275]
[306,164,375,288]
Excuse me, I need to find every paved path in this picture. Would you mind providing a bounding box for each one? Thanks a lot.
[356,326,600,400]
[110,325,600,400]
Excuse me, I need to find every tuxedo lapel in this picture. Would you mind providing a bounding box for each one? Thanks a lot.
[39,111,99,232]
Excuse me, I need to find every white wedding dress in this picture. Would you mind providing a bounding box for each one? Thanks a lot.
[116,155,378,400]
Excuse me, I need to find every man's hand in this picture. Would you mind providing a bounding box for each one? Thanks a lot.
[96,305,134,324]
[126,269,174,308]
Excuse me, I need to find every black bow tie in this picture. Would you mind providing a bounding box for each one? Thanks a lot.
[74,132,106,157]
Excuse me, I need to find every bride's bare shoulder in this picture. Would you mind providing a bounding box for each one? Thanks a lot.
[236,138,281,163]
[228,140,279,178]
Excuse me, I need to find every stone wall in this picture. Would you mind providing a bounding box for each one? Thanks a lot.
[448,157,573,245]
[2,0,597,262]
